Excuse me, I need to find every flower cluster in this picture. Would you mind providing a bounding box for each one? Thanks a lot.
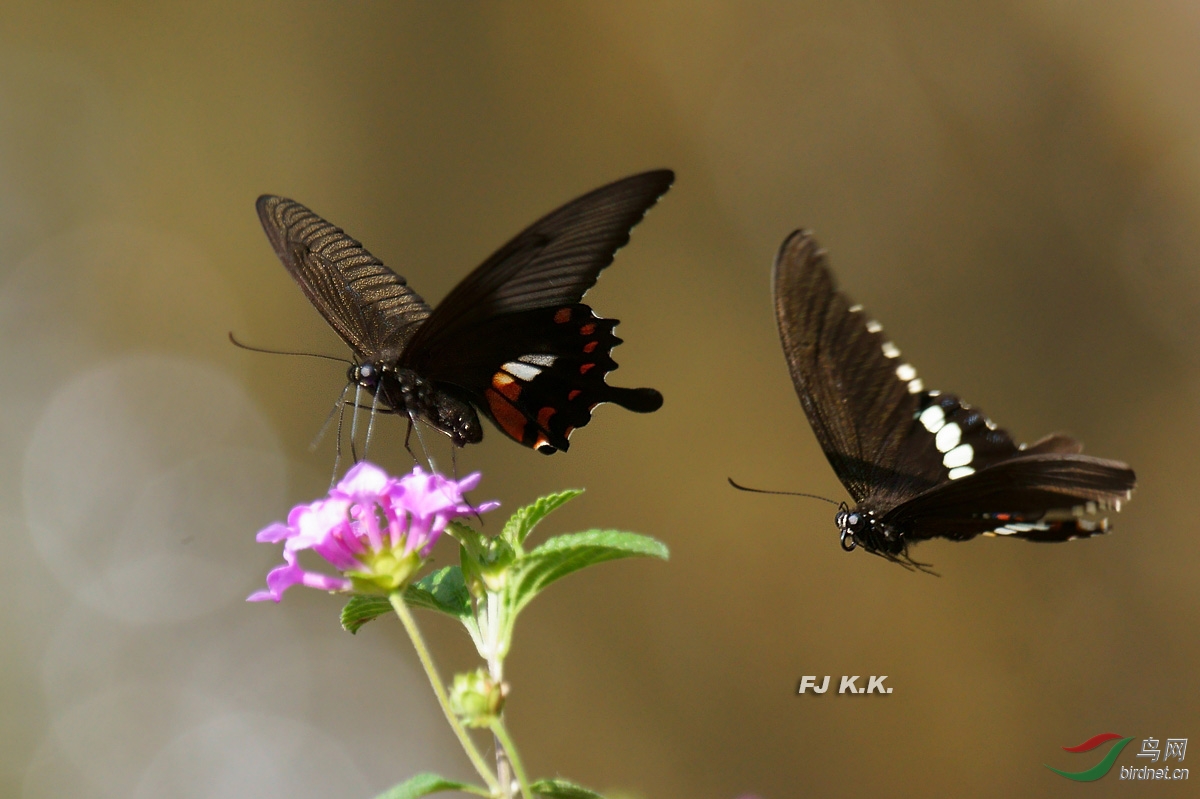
[249,462,497,602]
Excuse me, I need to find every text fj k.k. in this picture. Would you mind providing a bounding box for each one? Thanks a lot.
[797,675,892,694]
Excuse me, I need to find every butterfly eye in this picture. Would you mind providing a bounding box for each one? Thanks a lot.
[352,363,380,389]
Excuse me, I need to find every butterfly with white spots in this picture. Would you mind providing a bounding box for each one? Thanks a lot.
[772,230,1136,569]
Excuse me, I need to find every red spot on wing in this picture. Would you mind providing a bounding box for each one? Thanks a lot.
[583,341,598,353]
[486,388,530,443]
[491,371,522,401]
[579,363,595,375]
[579,323,596,336]
[554,308,572,324]
[537,407,556,428]
[567,389,582,401]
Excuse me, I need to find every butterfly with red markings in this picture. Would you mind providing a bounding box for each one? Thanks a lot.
[256,171,670,455]
[772,230,1136,569]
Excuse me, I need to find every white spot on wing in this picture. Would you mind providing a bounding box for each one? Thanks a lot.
[502,361,541,381]
[935,422,962,452]
[907,378,924,393]
[848,304,863,313]
[947,465,975,480]
[519,354,557,367]
[881,341,900,358]
[943,443,974,469]
[918,405,946,433]
[895,363,916,381]
[997,521,1050,534]
[866,320,882,333]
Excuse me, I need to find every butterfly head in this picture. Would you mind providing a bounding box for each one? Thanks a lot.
[350,361,382,391]
[835,504,893,553]
[835,502,862,551]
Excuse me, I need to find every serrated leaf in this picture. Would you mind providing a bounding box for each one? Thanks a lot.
[372,772,488,799]
[502,489,584,547]
[404,566,483,648]
[530,777,605,798]
[341,595,393,634]
[508,530,668,615]
[404,566,472,620]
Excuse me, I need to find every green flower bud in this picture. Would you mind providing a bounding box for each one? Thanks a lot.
[448,669,506,728]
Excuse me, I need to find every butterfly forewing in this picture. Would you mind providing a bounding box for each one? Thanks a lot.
[774,231,929,503]
[256,195,433,360]
[403,170,674,353]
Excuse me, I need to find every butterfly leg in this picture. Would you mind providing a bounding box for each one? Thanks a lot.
[361,381,383,461]
[311,383,351,452]
[404,418,417,462]
[347,383,365,464]
[329,385,352,488]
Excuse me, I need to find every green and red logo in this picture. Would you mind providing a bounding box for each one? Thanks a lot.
[1045,733,1135,782]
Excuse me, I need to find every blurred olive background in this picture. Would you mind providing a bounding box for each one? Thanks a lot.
[2,2,1197,797]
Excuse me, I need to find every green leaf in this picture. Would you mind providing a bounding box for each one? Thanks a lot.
[530,777,605,798]
[341,595,393,634]
[508,529,668,615]
[502,489,584,547]
[404,566,472,620]
[372,772,489,798]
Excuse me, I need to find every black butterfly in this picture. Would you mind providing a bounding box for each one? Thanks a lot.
[772,230,1136,568]
[256,171,670,455]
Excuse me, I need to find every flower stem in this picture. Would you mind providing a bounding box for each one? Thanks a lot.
[489,718,533,799]
[482,592,516,796]
[389,593,500,795]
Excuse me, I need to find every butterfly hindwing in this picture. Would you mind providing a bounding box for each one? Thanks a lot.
[888,453,1135,542]
[412,303,661,453]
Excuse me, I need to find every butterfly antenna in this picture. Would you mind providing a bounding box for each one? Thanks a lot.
[228,332,352,365]
[726,478,841,506]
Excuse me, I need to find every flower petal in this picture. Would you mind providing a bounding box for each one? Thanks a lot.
[332,461,390,500]
[255,522,293,544]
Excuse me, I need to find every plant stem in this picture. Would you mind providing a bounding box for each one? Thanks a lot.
[483,591,516,796]
[489,719,533,799]
[389,593,500,795]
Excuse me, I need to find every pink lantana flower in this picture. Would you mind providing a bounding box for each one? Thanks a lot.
[248,462,498,602]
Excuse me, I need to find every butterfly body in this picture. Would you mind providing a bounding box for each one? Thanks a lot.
[347,361,482,447]
[257,171,671,454]
[773,229,1135,567]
